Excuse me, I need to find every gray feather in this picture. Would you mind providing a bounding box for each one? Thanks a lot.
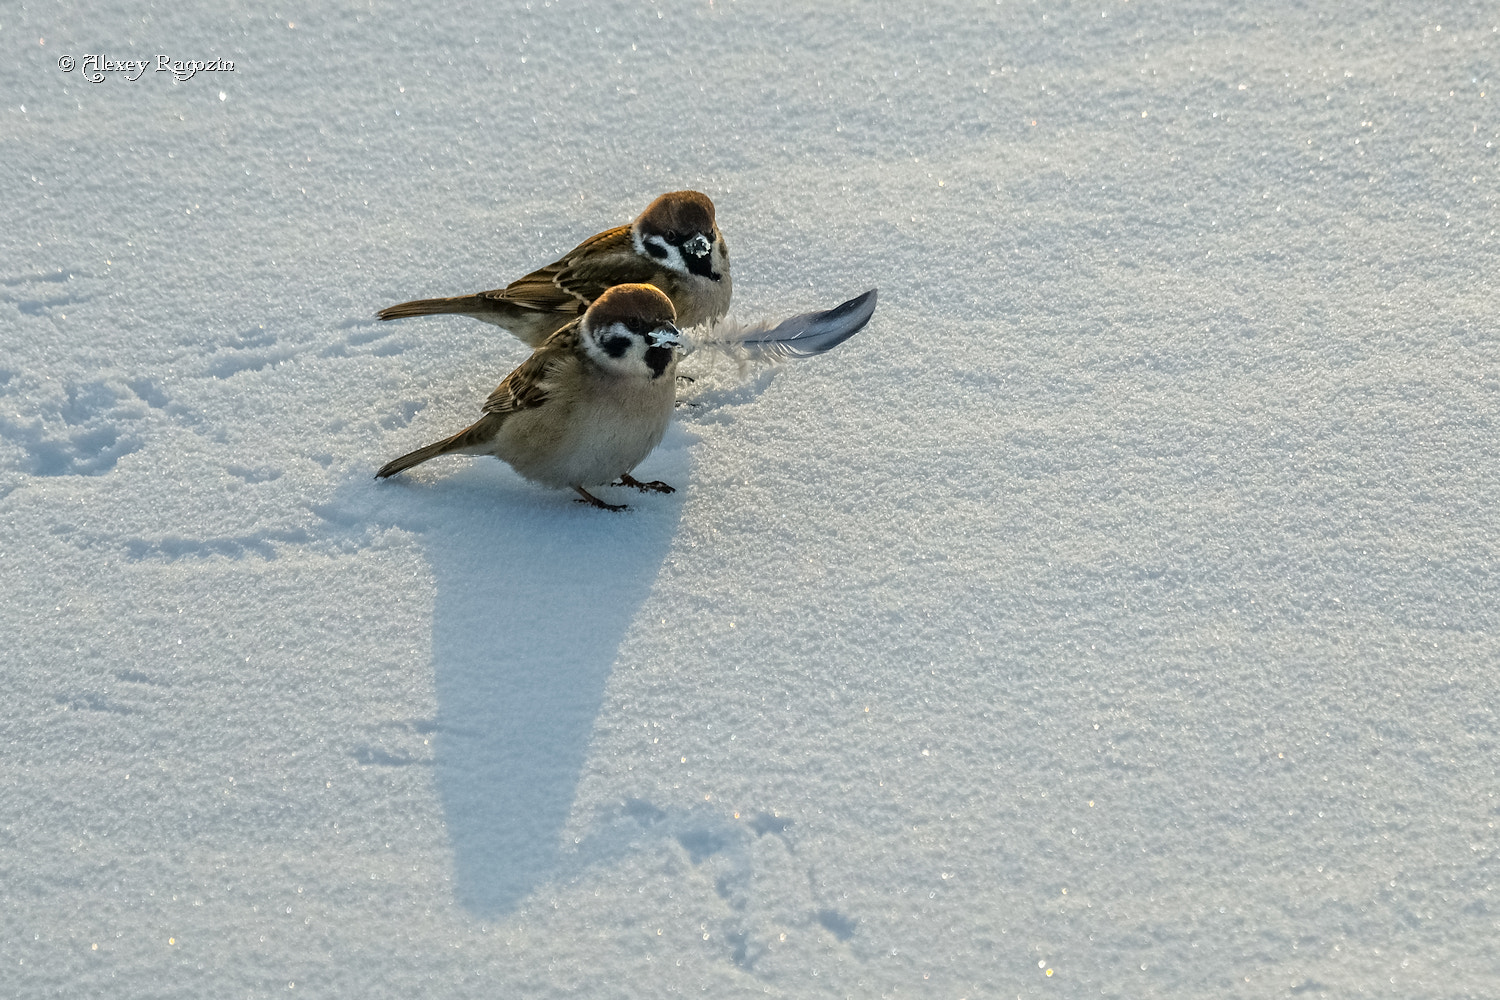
[685,289,877,361]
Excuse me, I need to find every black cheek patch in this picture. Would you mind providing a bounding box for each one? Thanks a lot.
[644,345,673,378]
[643,239,669,260]
[602,335,632,358]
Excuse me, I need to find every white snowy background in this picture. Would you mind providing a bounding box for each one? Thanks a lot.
[3,1,1498,996]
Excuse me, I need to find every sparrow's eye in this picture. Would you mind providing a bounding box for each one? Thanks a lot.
[664,230,680,244]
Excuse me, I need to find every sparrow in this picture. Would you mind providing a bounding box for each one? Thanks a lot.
[377,190,732,347]
[375,283,684,511]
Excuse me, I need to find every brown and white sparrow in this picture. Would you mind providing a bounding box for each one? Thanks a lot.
[378,190,732,347]
[375,283,683,511]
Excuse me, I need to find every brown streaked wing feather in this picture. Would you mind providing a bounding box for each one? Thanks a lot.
[480,226,658,315]
[551,227,663,303]
[480,331,579,417]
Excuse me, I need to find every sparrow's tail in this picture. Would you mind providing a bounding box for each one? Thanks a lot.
[377,294,567,348]
[377,294,493,321]
[374,415,502,479]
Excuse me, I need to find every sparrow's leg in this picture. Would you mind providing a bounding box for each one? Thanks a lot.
[617,473,675,494]
[574,486,628,511]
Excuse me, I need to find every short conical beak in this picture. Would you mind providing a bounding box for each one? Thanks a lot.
[682,233,711,258]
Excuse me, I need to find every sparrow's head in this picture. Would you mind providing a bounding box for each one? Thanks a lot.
[632,190,724,281]
[580,283,682,379]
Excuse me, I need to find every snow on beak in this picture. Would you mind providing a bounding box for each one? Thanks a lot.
[648,323,683,351]
[682,233,711,258]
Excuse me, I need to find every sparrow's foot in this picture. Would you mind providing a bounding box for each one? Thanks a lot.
[617,473,675,494]
[574,486,628,511]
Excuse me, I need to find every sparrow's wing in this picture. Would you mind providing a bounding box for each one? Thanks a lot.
[480,330,578,417]
[551,227,664,302]
[375,335,573,479]
[685,289,877,360]
[480,226,654,315]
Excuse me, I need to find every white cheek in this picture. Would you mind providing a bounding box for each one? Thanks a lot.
[631,231,692,275]
[584,334,653,377]
[652,240,689,275]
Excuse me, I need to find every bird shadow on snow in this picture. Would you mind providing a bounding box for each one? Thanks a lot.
[325,424,693,916]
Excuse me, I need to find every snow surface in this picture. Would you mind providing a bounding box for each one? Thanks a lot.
[4,1,1500,997]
